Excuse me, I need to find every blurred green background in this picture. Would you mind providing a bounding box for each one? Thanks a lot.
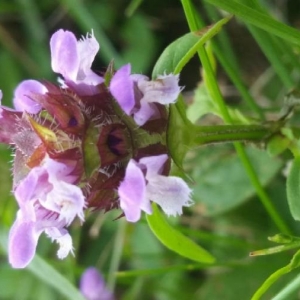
[1,0,300,299]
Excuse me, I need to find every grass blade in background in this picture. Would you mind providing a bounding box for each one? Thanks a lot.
[203,0,300,46]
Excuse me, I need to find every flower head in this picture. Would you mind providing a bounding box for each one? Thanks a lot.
[80,267,114,300]
[0,28,192,268]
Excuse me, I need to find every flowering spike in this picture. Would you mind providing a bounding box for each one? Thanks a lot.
[1,28,191,268]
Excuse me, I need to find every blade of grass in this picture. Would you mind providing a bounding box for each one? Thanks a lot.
[246,0,300,72]
[272,274,300,300]
[182,0,292,235]
[203,0,300,47]
[125,0,144,17]
[246,25,294,89]
[194,3,265,119]
[238,0,295,89]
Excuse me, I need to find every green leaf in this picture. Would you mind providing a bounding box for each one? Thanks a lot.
[286,157,300,221]
[267,135,290,157]
[204,0,300,47]
[146,203,215,264]
[188,146,283,216]
[152,15,232,78]
[187,83,250,124]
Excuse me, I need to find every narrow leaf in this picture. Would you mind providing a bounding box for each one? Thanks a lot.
[204,0,300,47]
[146,203,215,264]
[286,157,300,220]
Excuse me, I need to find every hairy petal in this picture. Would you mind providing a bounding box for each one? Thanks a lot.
[110,64,135,115]
[146,175,192,217]
[118,159,150,222]
[45,180,85,225]
[138,74,181,105]
[13,80,45,113]
[46,228,74,259]
[8,217,41,268]
[77,32,100,79]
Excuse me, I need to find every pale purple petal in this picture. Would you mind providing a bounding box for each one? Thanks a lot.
[66,79,104,96]
[139,154,168,177]
[133,101,155,126]
[50,29,79,81]
[110,64,135,115]
[8,217,41,268]
[118,159,149,222]
[79,70,104,85]
[43,156,76,183]
[146,175,193,217]
[130,74,148,83]
[137,74,181,105]
[80,267,114,300]
[45,180,85,225]
[13,80,45,113]
[14,167,50,221]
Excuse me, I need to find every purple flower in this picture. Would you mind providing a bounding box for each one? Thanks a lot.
[118,154,192,222]
[0,28,193,269]
[8,156,85,268]
[50,29,103,87]
[80,267,114,300]
[110,64,182,126]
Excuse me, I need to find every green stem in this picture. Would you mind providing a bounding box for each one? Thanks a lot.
[196,124,268,134]
[181,0,292,235]
[196,128,268,145]
[251,265,291,300]
[195,124,270,144]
